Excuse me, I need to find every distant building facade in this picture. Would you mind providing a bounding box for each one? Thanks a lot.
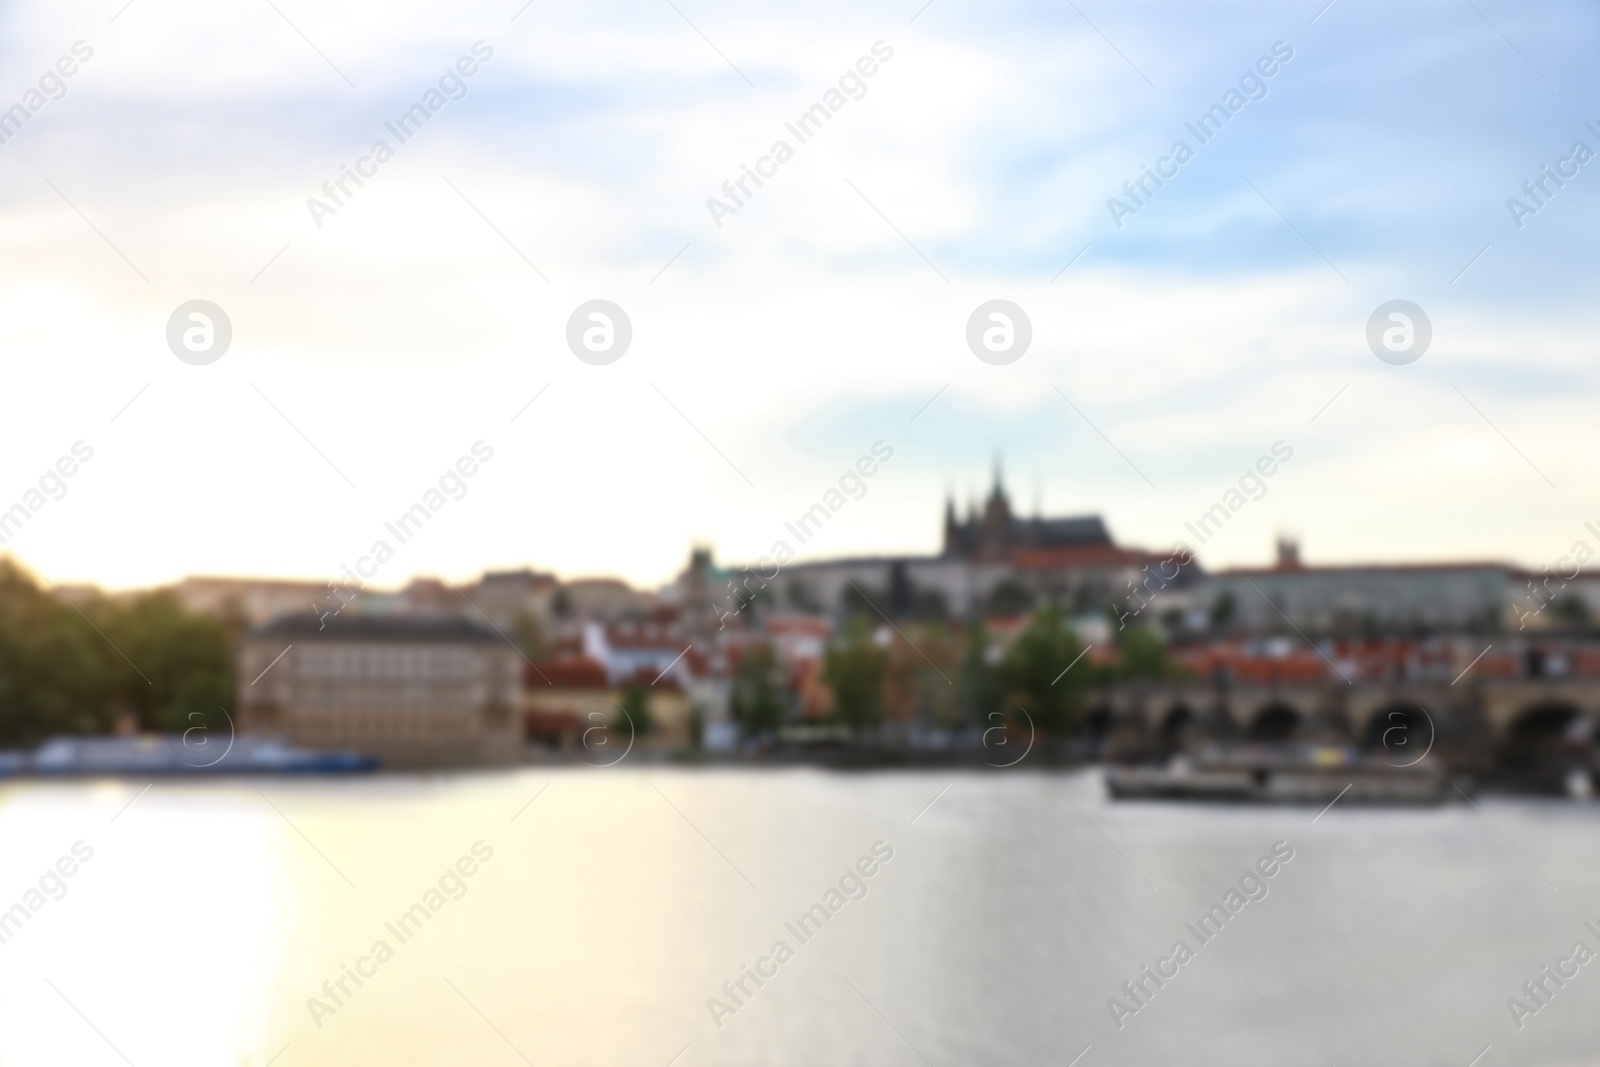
[237,615,521,767]
[557,578,654,623]
[470,568,558,630]
[1203,562,1511,633]
[178,576,332,627]
[1197,540,1518,633]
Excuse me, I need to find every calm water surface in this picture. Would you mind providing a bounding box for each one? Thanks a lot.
[0,769,1595,1066]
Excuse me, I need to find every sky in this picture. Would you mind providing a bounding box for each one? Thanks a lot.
[1,0,1597,592]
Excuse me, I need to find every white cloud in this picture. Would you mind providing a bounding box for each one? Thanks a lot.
[1,0,1596,590]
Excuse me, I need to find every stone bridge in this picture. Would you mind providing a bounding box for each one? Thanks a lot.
[1086,678,1600,784]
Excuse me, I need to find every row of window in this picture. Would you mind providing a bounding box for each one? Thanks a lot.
[291,709,486,742]
[290,646,484,681]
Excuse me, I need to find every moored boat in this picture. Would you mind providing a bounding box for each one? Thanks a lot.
[1105,743,1454,805]
[0,735,379,777]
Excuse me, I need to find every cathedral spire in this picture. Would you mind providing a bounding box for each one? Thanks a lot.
[942,489,959,555]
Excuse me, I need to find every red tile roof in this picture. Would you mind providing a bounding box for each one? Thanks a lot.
[527,657,608,688]
[1012,545,1152,569]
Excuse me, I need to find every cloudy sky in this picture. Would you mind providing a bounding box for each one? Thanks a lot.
[1,0,1596,591]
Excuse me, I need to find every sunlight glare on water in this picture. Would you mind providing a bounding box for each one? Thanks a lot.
[1,769,1595,1067]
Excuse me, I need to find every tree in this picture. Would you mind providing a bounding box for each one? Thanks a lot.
[884,624,959,728]
[100,592,233,733]
[958,619,1002,726]
[0,560,236,744]
[987,579,1036,616]
[823,622,888,732]
[1117,625,1169,680]
[731,646,786,738]
[1209,591,1236,629]
[618,685,652,738]
[28,615,111,736]
[510,610,548,660]
[999,607,1085,735]
[841,581,889,620]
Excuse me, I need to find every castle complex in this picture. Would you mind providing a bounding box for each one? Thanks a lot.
[941,468,1114,561]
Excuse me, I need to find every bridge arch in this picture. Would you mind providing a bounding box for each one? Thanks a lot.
[1081,704,1114,743]
[1196,700,1241,741]
[1158,704,1194,756]
[1499,702,1584,791]
[1248,702,1300,743]
[1363,702,1434,759]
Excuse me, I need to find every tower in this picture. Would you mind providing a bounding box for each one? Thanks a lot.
[943,493,961,556]
[979,458,1013,559]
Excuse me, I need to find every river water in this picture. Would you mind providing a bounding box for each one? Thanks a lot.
[0,768,1594,1066]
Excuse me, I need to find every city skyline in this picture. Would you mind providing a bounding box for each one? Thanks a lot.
[11,461,1594,603]
[6,4,1600,1062]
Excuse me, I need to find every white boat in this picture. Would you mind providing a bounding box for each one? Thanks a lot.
[1104,743,1454,805]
